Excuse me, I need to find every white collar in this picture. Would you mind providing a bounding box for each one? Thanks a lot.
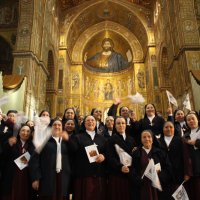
[52,136,61,143]
[96,121,100,128]
[180,121,185,127]
[121,132,126,140]
[86,130,96,140]
[52,136,62,173]
[147,115,155,122]
[108,130,112,136]
[20,139,25,147]
[126,118,130,125]
[164,136,174,147]
[142,146,151,154]
[190,128,200,150]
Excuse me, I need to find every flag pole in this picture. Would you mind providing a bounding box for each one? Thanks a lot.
[180,180,185,185]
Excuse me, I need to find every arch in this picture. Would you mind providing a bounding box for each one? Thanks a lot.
[61,0,151,51]
[71,21,144,63]
[0,36,13,75]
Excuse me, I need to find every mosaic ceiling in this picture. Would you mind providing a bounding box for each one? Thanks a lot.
[59,0,154,10]
[59,0,154,61]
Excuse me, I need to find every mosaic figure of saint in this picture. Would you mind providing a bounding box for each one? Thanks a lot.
[85,38,130,73]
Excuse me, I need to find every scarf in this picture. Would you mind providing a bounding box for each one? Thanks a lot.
[53,137,62,173]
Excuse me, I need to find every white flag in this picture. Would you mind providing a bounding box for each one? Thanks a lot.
[114,144,132,166]
[33,116,52,153]
[142,158,162,191]
[16,111,28,127]
[183,94,191,111]
[0,95,9,106]
[166,90,178,107]
[172,184,189,200]
[128,92,145,104]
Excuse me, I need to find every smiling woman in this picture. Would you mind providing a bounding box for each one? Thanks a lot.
[183,113,200,200]
[29,119,71,200]
[68,115,107,200]
[158,121,192,200]
[106,116,136,200]
[132,103,166,145]
[0,124,34,200]
[132,129,172,200]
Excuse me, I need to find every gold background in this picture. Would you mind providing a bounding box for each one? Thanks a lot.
[1,0,200,119]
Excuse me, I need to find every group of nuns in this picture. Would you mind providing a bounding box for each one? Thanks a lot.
[0,100,200,200]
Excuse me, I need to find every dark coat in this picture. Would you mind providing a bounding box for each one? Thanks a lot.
[68,131,106,178]
[107,104,136,139]
[107,103,118,117]
[102,128,114,139]
[184,128,200,176]
[29,137,71,196]
[0,139,34,195]
[159,136,192,200]
[132,116,165,146]
[96,121,106,135]
[132,146,172,188]
[0,120,14,145]
[183,128,200,200]
[159,136,192,184]
[137,116,165,136]
[106,133,136,176]
[167,116,188,137]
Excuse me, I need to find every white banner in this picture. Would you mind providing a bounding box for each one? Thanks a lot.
[166,90,178,107]
[115,144,132,166]
[142,158,162,191]
[172,183,189,200]
[183,94,191,111]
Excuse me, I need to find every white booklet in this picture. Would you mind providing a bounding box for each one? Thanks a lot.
[114,144,132,166]
[155,162,161,172]
[14,152,31,170]
[85,144,99,163]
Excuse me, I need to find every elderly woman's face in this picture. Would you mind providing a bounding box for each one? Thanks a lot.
[163,122,174,137]
[186,114,199,129]
[93,109,102,121]
[85,116,96,131]
[175,110,185,122]
[105,116,114,130]
[52,120,62,137]
[115,117,126,134]
[141,131,153,149]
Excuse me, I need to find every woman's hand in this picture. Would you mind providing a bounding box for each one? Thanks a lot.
[32,180,39,190]
[114,98,121,105]
[186,139,196,145]
[184,175,190,182]
[61,131,69,141]
[96,154,105,163]
[121,165,129,173]
[167,106,173,115]
[8,136,17,146]
[130,111,137,122]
